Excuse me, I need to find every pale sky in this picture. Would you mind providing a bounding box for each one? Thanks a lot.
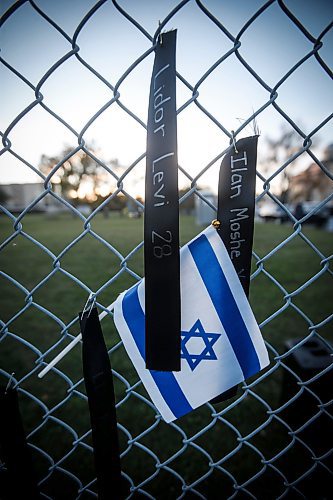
[1,0,332,197]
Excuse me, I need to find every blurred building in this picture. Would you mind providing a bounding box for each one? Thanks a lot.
[195,191,217,225]
[0,183,62,213]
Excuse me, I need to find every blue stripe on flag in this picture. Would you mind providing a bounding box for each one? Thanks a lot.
[188,234,260,378]
[122,286,193,419]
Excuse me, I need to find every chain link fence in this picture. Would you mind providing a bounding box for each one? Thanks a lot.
[1,0,332,498]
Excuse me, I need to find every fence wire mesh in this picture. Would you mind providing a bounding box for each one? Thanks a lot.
[1,0,333,498]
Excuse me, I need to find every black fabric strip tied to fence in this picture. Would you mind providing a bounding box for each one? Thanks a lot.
[0,386,40,499]
[80,307,125,500]
[217,136,259,297]
[211,135,258,404]
[144,30,181,372]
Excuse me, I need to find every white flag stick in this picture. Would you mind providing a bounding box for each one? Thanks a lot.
[38,301,115,379]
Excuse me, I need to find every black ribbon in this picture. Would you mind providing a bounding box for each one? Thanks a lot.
[212,136,258,404]
[80,307,125,499]
[217,136,258,297]
[144,30,181,371]
[0,386,40,499]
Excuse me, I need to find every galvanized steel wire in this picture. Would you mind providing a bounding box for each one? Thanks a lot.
[1,1,332,498]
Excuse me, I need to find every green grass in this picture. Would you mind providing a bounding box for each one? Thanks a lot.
[0,213,332,499]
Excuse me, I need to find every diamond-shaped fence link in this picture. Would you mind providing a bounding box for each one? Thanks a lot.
[1,0,332,498]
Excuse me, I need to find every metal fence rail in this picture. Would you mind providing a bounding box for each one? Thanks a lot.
[1,1,332,498]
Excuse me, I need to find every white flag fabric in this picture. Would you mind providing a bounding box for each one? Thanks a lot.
[114,225,269,423]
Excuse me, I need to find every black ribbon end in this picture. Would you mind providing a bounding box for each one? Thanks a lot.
[145,359,181,372]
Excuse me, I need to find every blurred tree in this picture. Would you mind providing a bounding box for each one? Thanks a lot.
[39,146,122,203]
[263,127,304,203]
[90,192,127,217]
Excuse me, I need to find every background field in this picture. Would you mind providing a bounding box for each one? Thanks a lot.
[0,213,332,498]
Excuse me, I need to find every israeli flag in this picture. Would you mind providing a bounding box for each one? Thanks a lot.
[114,225,269,422]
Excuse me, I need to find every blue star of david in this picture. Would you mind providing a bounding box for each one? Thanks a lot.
[181,319,221,371]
